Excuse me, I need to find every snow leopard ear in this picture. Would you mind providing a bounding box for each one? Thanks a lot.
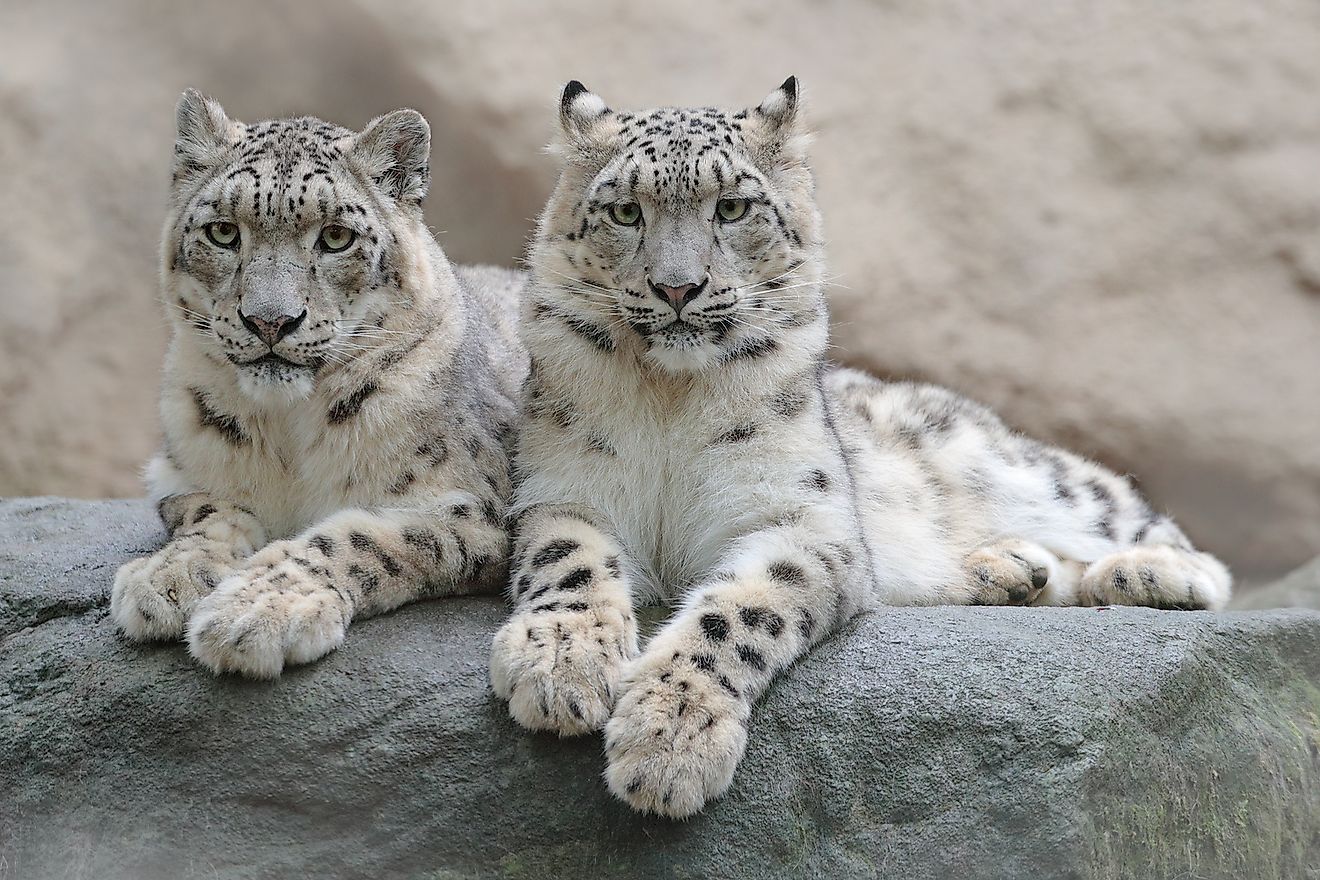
[748,76,811,168]
[556,80,614,155]
[353,109,431,204]
[173,88,240,186]
[756,76,801,128]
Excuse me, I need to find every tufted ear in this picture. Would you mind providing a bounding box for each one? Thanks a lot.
[748,76,811,168]
[173,88,240,186]
[756,76,800,129]
[353,109,431,204]
[556,80,614,155]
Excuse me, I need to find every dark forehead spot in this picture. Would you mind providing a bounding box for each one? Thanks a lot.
[223,116,353,192]
[600,106,757,210]
[201,117,367,228]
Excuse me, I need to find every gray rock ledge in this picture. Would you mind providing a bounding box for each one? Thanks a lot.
[2,497,1318,879]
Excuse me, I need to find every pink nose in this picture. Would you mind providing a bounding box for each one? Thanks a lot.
[650,281,702,313]
[239,309,307,346]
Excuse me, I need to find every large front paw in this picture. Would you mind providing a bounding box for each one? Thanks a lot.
[186,553,351,679]
[603,651,749,819]
[110,538,236,642]
[490,603,637,736]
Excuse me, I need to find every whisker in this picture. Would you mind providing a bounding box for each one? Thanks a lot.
[338,327,410,340]
[340,332,401,341]
[342,325,410,336]
[555,287,617,304]
[744,261,809,288]
[739,277,832,296]
[543,266,618,294]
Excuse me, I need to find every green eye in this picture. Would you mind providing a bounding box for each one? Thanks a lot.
[205,221,240,248]
[608,202,642,226]
[319,224,356,252]
[716,198,749,222]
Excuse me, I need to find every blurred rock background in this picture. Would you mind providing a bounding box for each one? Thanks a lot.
[0,0,1317,584]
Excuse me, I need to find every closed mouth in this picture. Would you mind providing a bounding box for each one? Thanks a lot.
[634,316,699,335]
[651,322,709,346]
[660,317,723,336]
[235,352,303,369]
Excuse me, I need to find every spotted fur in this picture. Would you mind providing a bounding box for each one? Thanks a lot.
[110,90,527,678]
[489,78,1233,818]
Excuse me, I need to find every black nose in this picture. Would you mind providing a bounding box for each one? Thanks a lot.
[648,277,708,314]
[239,309,307,346]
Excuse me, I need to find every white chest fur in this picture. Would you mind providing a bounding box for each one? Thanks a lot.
[515,358,840,601]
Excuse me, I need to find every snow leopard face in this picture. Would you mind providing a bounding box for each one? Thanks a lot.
[533,77,824,374]
[163,90,430,402]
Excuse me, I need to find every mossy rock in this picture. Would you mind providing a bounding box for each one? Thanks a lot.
[3,498,1318,879]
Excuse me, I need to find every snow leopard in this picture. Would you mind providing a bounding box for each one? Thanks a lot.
[488,78,1233,818]
[110,89,527,679]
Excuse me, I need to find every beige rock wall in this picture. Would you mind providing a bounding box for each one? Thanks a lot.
[1,0,1317,580]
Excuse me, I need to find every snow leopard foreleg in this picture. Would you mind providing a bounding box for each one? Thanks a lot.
[489,503,639,736]
[186,492,505,678]
[111,493,267,641]
[604,519,859,818]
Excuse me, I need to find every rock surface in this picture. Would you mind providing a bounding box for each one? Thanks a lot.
[2,2,1319,582]
[3,498,1319,879]
[1233,556,1320,612]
